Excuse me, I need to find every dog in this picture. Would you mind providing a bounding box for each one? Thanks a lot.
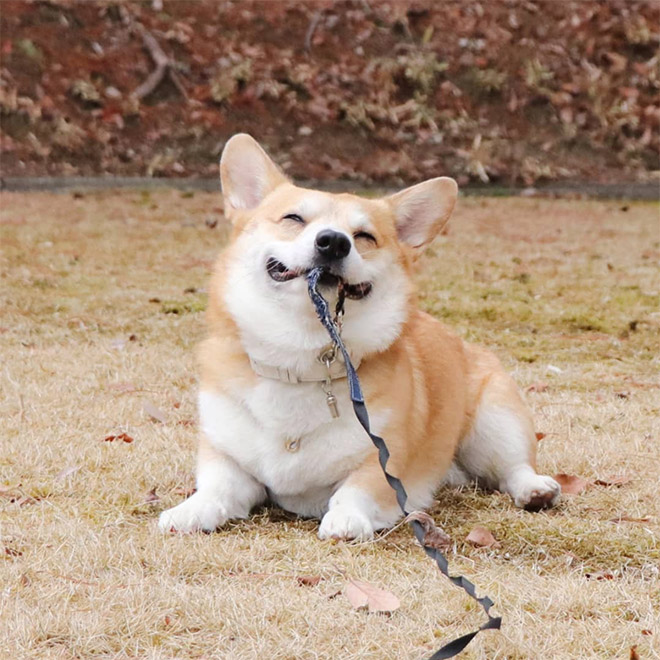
[159,134,560,540]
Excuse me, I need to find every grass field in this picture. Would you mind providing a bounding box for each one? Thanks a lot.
[1,190,659,659]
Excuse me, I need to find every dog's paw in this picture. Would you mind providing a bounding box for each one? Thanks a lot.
[158,493,227,533]
[319,506,375,541]
[511,474,561,511]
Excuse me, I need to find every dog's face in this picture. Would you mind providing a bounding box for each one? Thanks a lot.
[217,134,458,369]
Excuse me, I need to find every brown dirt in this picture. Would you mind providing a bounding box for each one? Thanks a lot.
[1,0,659,186]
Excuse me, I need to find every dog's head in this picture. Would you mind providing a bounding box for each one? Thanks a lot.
[216,134,457,371]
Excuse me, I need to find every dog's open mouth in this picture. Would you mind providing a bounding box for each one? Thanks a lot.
[266,257,301,282]
[266,257,372,300]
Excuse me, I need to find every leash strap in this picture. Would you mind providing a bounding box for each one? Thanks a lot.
[307,268,502,659]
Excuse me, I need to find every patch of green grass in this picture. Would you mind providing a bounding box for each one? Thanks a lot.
[160,297,207,315]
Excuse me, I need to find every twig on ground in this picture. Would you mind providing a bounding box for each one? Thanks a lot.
[120,5,188,102]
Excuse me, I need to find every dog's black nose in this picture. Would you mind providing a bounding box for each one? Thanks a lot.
[315,229,351,260]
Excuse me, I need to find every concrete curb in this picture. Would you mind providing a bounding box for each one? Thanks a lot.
[1,176,658,200]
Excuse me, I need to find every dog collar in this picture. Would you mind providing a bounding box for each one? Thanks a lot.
[248,352,360,384]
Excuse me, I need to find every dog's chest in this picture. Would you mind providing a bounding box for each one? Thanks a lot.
[200,380,380,497]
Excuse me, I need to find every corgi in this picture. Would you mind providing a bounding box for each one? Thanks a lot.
[159,134,560,540]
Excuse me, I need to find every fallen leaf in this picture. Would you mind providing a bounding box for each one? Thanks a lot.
[144,487,160,504]
[466,526,500,548]
[407,511,451,549]
[535,432,546,441]
[585,571,615,581]
[345,579,400,613]
[527,382,548,393]
[16,496,38,507]
[296,575,321,587]
[630,645,640,660]
[143,400,168,423]
[55,465,80,481]
[4,547,22,557]
[641,630,652,636]
[104,432,134,443]
[553,473,589,495]
[594,475,632,487]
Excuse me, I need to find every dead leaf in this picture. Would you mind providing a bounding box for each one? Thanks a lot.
[553,473,589,495]
[407,511,451,549]
[594,475,632,487]
[466,526,500,549]
[535,432,546,441]
[630,645,640,660]
[143,400,168,423]
[296,575,321,587]
[55,465,80,481]
[585,571,615,581]
[4,547,22,557]
[641,630,652,636]
[144,487,160,504]
[16,496,38,507]
[104,432,134,443]
[527,381,549,393]
[345,579,400,613]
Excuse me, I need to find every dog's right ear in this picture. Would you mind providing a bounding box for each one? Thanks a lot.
[220,134,289,221]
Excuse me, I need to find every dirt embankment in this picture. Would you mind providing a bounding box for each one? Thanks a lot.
[1,0,658,186]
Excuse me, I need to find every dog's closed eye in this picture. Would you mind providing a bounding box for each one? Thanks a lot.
[283,213,305,224]
[354,231,377,245]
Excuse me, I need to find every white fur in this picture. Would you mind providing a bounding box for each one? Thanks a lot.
[158,450,265,533]
[451,404,560,508]
[182,388,390,524]
[319,485,399,540]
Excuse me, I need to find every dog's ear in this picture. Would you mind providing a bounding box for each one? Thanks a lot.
[220,134,289,219]
[386,177,458,248]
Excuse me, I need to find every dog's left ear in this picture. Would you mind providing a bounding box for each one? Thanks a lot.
[386,177,458,248]
[220,134,289,220]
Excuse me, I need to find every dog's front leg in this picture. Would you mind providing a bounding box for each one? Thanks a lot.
[159,433,266,533]
[319,453,402,541]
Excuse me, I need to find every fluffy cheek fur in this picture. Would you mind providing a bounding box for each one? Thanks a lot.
[222,229,413,371]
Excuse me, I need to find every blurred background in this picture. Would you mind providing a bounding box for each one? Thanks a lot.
[1,0,658,190]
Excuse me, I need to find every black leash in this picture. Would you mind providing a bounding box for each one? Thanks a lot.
[307,267,502,659]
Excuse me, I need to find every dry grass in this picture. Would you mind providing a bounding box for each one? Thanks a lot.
[1,190,659,660]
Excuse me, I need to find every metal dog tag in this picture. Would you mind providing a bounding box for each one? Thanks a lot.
[322,377,340,418]
[325,391,339,418]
